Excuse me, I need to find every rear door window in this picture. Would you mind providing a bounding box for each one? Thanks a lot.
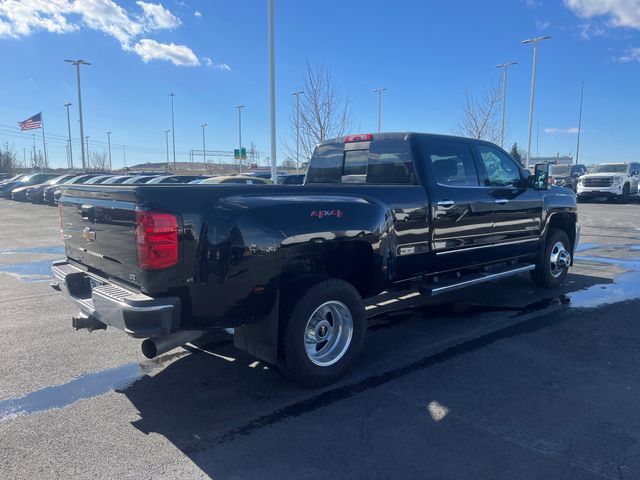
[367,140,417,185]
[426,141,480,187]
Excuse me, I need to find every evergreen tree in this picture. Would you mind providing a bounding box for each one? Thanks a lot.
[510,143,523,166]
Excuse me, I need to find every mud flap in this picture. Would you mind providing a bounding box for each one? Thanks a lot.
[234,294,279,365]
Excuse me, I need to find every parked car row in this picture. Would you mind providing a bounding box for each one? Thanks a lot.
[0,171,305,205]
[536,162,640,203]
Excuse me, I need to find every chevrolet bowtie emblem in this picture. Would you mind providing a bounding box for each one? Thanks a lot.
[82,227,96,242]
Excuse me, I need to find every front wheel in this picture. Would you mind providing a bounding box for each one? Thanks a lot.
[619,184,630,203]
[279,279,366,388]
[531,229,572,288]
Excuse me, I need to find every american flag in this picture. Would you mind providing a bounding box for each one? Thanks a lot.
[18,112,42,131]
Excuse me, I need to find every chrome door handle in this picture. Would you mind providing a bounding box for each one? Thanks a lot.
[495,198,509,205]
[436,200,456,207]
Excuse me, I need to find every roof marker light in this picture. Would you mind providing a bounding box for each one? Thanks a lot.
[345,133,373,143]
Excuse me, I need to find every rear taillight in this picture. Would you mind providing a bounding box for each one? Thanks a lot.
[135,210,179,270]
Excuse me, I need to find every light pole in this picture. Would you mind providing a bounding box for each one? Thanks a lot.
[65,59,90,171]
[373,87,387,133]
[64,102,73,170]
[85,136,90,163]
[235,105,244,173]
[522,35,551,167]
[292,91,303,171]
[164,130,171,172]
[495,62,517,148]
[106,131,112,171]
[169,93,176,170]
[268,0,277,184]
[575,81,584,165]
[200,123,207,165]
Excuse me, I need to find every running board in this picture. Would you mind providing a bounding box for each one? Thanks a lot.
[419,264,535,297]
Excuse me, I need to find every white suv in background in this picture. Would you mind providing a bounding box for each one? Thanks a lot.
[576,162,640,203]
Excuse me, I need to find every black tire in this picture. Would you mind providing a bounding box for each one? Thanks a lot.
[531,228,571,289]
[576,195,585,203]
[278,279,366,388]
[619,184,630,203]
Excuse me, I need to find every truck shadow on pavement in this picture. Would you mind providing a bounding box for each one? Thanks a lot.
[120,270,612,478]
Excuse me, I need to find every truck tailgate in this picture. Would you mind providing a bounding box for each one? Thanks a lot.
[60,186,140,286]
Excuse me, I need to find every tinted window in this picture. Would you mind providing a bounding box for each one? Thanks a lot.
[31,174,54,183]
[306,143,344,183]
[477,145,522,187]
[343,149,368,176]
[367,140,416,185]
[306,140,416,185]
[553,165,572,175]
[427,141,479,187]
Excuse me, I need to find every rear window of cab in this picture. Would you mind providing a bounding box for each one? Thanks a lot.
[306,139,417,185]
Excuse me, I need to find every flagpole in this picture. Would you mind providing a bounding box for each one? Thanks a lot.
[40,111,48,168]
[32,133,37,165]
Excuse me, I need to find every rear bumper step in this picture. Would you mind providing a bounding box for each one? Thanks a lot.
[51,260,181,338]
[419,264,535,297]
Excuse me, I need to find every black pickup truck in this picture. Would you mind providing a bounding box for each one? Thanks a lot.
[52,133,579,387]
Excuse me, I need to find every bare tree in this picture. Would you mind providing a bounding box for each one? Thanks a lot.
[31,150,47,170]
[247,142,259,167]
[287,63,352,162]
[0,142,18,174]
[88,151,109,171]
[454,82,503,143]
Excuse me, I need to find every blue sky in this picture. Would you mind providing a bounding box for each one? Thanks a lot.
[1,0,639,168]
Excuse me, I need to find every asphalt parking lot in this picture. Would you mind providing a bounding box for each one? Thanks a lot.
[1,200,639,479]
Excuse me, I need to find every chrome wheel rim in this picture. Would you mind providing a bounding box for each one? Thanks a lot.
[549,241,571,278]
[304,301,353,367]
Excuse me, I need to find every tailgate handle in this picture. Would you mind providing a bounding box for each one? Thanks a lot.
[81,204,94,223]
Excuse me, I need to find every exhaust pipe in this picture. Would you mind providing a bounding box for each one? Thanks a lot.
[141,330,207,359]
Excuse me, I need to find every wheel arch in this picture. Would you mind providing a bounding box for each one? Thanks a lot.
[545,211,578,254]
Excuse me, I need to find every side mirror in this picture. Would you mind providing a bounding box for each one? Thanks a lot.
[533,163,551,190]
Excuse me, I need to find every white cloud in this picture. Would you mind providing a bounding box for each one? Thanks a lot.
[578,22,607,39]
[565,0,640,29]
[76,0,143,45]
[202,56,230,71]
[133,39,199,66]
[0,0,200,66]
[614,46,640,62]
[545,127,579,135]
[136,1,180,30]
[0,0,78,37]
[194,10,202,18]
[536,18,551,29]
